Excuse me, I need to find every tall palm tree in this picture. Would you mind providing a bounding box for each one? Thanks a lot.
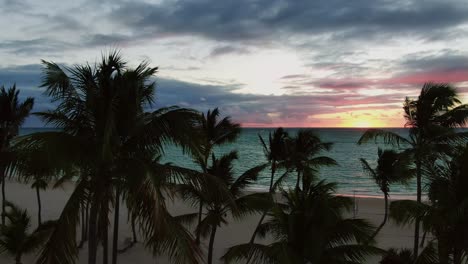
[192,108,241,244]
[180,151,267,264]
[358,83,468,257]
[0,202,52,264]
[17,52,217,264]
[245,128,289,263]
[0,85,34,226]
[282,129,337,191]
[360,149,413,237]
[223,181,382,264]
[390,144,468,264]
[259,128,289,191]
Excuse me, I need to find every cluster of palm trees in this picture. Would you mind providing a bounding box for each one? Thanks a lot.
[359,83,468,263]
[0,52,467,264]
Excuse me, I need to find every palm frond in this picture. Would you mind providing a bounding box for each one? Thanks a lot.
[36,179,88,264]
[325,244,384,263]
[230,192,272,220]
[358,129,410,146]
[222,243,289,264]
[230,164,267,195]
[389,200,429,226]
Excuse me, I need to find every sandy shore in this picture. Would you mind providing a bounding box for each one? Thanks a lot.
[0,180,425,263]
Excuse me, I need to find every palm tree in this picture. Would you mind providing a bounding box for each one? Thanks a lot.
[259,128,289,191]
[0,85,34,226]
[0,202,52,264]
[10,145,63,227]
[282,129,337,191]
[31,177,48,225]
[390,144,468,264]
[178,151,267,264]
[244,128,289,263]
[192,108,241,244]
[17,52,217,264]
[358,83,468,257]
[223,181,382,264]
[360,149,413,237]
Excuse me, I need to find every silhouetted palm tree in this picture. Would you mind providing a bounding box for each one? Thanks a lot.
[245,128,289,264]
[178,151,267,264]
[18,52,211,264]
[259,128,289,191]
[0,85,34,226]
[192,108,241,244]
[224,181,382,264]
[358,83,468,257]
[360,149,413,237]
[282,129,337,191]
[11,146,64,227]
[390,144,468,264]
[0,202,53,264]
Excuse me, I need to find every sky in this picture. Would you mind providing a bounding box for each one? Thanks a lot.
[1,0,468,128]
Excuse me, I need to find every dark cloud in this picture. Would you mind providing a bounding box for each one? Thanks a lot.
[209,45,250,57]
[84,34,134,46]
[400,52,468,73]
[0,38,72,55]
[110,0,468,43]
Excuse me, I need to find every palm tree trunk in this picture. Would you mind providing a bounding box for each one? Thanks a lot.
[79,203,86,248]
[196,158,209,245]
[36,185,42,225]
[112,187,120,264]
[295,170,301,190]
[383,193,388,225]
[195,201,203,244]
[102,196,109,264]
[88,197,100,264]
[85,199,89,241]
[413,160,422,258]
[268,163,276,190]
[207,225,217,264]
[1,169,5,226]
[246,163,276,264]
[370,193,388,239]
[131,214,137,243]
[102,223,108,264]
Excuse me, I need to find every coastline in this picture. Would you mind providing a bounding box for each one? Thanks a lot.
[245,186,421,200]
[0,180,426,264]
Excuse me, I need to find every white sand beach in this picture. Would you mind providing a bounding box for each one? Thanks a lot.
[0,180,423,264]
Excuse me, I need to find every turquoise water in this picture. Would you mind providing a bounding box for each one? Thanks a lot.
[20,127,416,197]
[162,128,414,197]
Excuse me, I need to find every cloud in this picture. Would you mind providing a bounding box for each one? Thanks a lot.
[0,39,72,55]
[209,45,250,57]
[400,52,468,73]
[110,0,468,43]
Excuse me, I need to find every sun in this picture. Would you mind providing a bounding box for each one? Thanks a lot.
[344,118,387,128]
[351,120,373,128]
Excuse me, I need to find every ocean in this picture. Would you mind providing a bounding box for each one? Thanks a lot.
[20,127,417,197]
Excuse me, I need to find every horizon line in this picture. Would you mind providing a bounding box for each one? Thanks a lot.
[22,126,408,129]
